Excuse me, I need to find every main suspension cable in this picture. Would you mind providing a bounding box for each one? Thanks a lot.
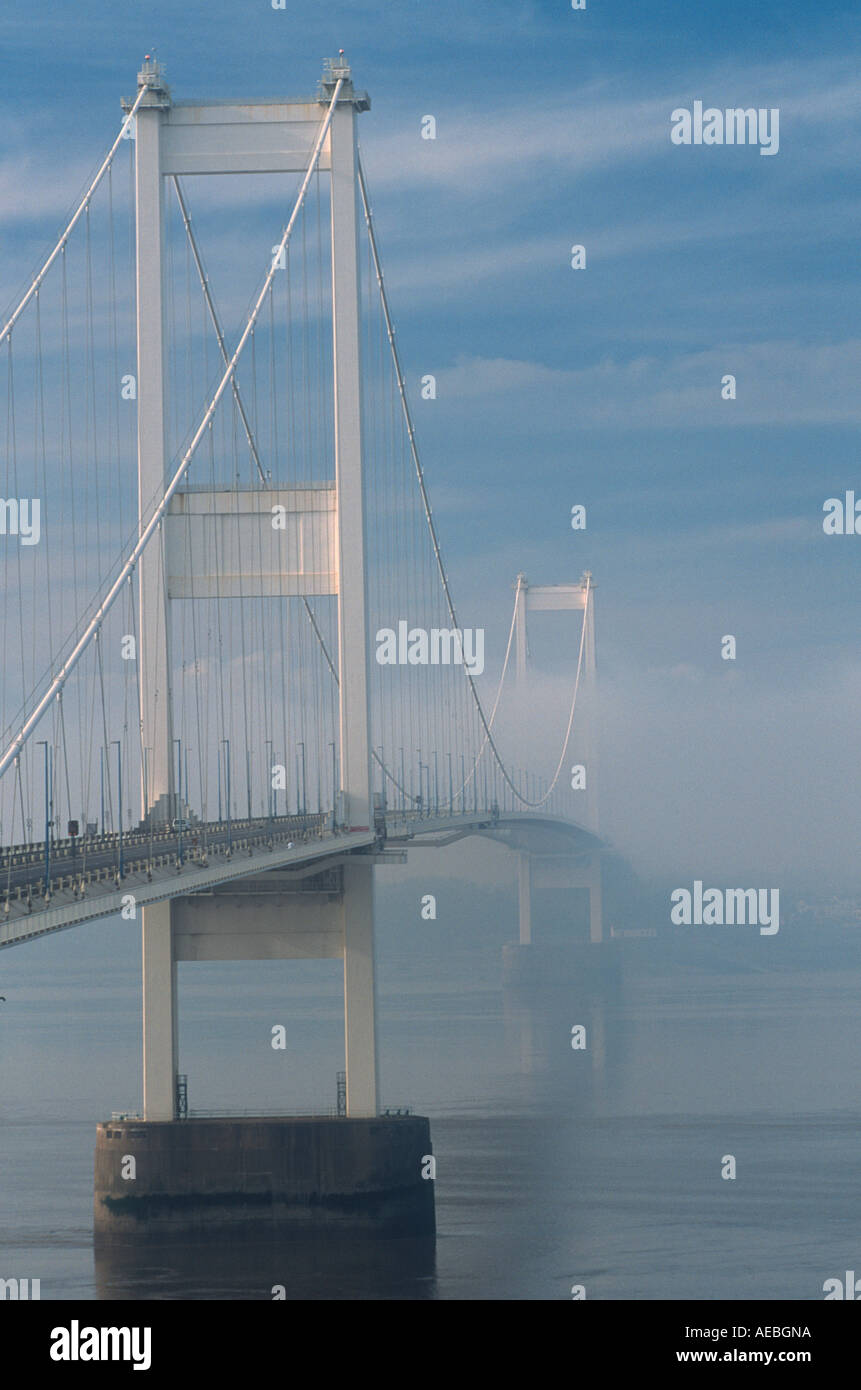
[357,150,585,809]
[0,83,148,345]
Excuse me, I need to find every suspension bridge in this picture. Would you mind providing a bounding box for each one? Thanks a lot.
[0,54,604,1235]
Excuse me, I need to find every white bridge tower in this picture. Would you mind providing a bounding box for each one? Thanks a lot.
[128,55,378,1121]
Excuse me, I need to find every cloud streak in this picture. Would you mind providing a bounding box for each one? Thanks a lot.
[428,339,861,428]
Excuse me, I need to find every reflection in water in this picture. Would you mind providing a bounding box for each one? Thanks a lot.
[502,972,621,1106]
[9,919,861,1299]
[94,1232,438,1300]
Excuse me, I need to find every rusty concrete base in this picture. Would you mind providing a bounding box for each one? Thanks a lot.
[94,1115,435,1243]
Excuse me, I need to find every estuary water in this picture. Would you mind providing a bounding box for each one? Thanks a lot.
[1,907,860,1300]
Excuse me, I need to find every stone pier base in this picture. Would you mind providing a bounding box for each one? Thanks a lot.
[94,1116,435,1243]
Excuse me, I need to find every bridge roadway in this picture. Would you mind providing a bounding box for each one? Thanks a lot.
[0,807,600,950]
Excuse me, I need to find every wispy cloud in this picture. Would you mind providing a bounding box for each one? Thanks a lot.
[362,53,861,197]
[428,340,861,428]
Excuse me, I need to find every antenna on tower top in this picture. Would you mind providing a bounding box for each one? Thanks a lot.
[137,52,170,101]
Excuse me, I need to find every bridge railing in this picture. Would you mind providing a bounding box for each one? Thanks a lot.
[1,812,336,913]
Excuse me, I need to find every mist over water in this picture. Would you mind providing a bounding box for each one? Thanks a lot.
[1,0,860,1311]
[3,863,860,1300]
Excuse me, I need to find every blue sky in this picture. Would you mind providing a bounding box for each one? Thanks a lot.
[1,0,860,884]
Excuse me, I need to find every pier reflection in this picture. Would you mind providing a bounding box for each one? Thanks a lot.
[502,966,628,1110]
[94,1231,438,1300]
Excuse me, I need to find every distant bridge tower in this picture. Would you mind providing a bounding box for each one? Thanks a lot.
[128,55,378,1121]
[507,571,604,972]
[513,571,597,834]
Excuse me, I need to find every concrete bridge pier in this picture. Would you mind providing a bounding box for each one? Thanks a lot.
[505,849,619,989]
[140,856,381,1123]
[96,854,434,1242]
[342,858,379,1117]
[142,901,178,1122]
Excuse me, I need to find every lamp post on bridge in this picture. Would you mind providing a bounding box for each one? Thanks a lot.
[222,738,231,854]
[172,738,183,865]
[111,740,124,878]
[296,742,306,819]
[142,747,151,832]
[416,752,425,817]
[36,740,52,896]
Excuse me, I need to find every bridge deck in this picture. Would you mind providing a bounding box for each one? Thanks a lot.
[0,809,599,949]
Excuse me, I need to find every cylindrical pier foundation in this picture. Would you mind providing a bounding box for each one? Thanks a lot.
[94,1115,435,1243]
